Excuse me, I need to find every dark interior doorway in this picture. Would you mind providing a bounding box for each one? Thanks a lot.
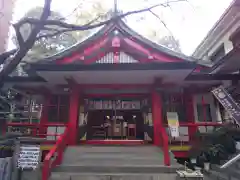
[86,110,144,140]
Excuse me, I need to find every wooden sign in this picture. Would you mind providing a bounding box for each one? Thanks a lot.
[17,145,41,170]
[167,112,180,137]
[212,86,240,125]
[86,100,142,110]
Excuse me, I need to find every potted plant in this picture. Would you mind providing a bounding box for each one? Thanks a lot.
[198,152,210,171]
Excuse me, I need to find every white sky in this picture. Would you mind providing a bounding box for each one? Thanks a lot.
[11,0,233,55]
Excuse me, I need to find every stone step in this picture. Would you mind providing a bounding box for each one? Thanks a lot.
[50,172,177,180]
[63,153,164,161]
[63,151,162,159]
[52,145,181,180]
[65,146,160,154]
[53,164,182,174]
[62,158,167,166]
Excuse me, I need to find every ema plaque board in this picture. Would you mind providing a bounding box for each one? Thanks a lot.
[17,145,41,170]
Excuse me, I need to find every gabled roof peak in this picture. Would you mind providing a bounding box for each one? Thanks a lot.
[33,18,196,65]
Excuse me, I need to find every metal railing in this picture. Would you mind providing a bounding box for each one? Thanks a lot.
[220,153,240,169]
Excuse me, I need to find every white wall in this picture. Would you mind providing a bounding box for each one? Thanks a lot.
[205,16,240,59]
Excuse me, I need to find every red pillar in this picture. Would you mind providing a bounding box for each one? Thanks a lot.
[151,89,170,166]
[185,93,197,141]
[151,90,163,146]
[39,94,51,136]
[68,86,80,145]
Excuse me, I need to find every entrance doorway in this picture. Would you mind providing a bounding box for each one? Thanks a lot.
[86,110,144,140]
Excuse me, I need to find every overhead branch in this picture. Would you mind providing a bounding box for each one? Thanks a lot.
[17,0,186,40]
[148,9,180,49]
[17,1,182,31]
[0,0,187,85]
[37,29,71,39]
[0,0,52,82]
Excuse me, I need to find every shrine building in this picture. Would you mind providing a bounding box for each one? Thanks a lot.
[3,17,233,162]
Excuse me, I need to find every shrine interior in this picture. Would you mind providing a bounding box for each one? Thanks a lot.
[86,110,145,140]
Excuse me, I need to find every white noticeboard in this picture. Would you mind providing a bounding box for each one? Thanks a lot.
[167,112,180,137]
[17,145,41,170]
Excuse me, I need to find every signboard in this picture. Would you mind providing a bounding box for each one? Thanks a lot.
[167,112,180,137]
[212,86,240,125]
[86,100,142,110]
[0,157,12,180]
[17,145,41,170]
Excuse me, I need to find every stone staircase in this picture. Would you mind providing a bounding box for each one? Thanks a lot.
[50,145,182,180]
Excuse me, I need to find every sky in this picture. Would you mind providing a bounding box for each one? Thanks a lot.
[10,0,233,56]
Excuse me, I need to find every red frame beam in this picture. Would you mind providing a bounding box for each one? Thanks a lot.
[58,37,109,64]
[80,140,145,145]
[124,38,183,63]
[85,93,148,98]
[80,84,151,89]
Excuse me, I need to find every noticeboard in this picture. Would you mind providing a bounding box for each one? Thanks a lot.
[17,145,41,170]
[167,112,180,137]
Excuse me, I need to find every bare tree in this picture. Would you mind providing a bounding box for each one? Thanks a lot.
[0,0,186,85]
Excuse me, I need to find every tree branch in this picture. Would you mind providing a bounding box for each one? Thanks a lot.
[37,29,71,39]
[0,0,52,82]
[0,0,187,85]
[17,2,177,31]
[12,24,24,47]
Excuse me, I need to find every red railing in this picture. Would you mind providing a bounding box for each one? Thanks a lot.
[164,122,223,144]
[160,127,170,166]
[42,127,69,180]
[6,122,66,142]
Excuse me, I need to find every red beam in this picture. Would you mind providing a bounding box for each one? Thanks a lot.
[58,83,177,90]
[172,151,188,158]
[84,50,110,64]
[7,122,66,127]
[85,93,148,98]
[163,122,223,127]
[58,37,109,64]
[80,84,151,89]
[79,140,145,145]
[124,38,182,63]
